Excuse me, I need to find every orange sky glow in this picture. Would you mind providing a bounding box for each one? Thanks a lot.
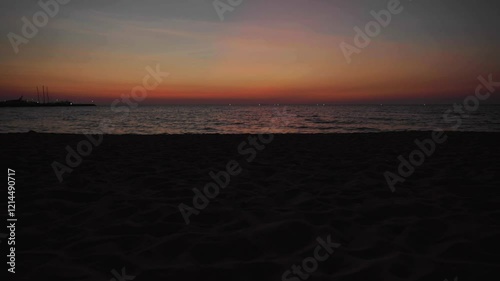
[1,0,499,104]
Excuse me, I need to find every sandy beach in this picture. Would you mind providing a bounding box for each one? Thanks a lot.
[2,132,500,280]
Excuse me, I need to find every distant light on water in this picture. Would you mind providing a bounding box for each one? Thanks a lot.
[1,105,500,134]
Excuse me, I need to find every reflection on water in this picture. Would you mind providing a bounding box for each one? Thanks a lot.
[1,105,500,134]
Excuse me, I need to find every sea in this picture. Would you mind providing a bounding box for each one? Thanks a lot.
[1,105,500,134]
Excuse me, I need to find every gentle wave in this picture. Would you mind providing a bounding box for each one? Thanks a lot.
[1,105,500,134]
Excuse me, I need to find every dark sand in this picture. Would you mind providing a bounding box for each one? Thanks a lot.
[1,132,500,280]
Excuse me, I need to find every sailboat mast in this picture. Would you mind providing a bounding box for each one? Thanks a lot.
[37,86,40,103]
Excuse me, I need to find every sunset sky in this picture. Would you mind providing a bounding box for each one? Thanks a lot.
[1,0,499,104]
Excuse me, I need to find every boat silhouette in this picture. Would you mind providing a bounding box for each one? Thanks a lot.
[0,86,95,107]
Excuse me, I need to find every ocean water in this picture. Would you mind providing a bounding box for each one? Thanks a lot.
[1,105,500,134]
